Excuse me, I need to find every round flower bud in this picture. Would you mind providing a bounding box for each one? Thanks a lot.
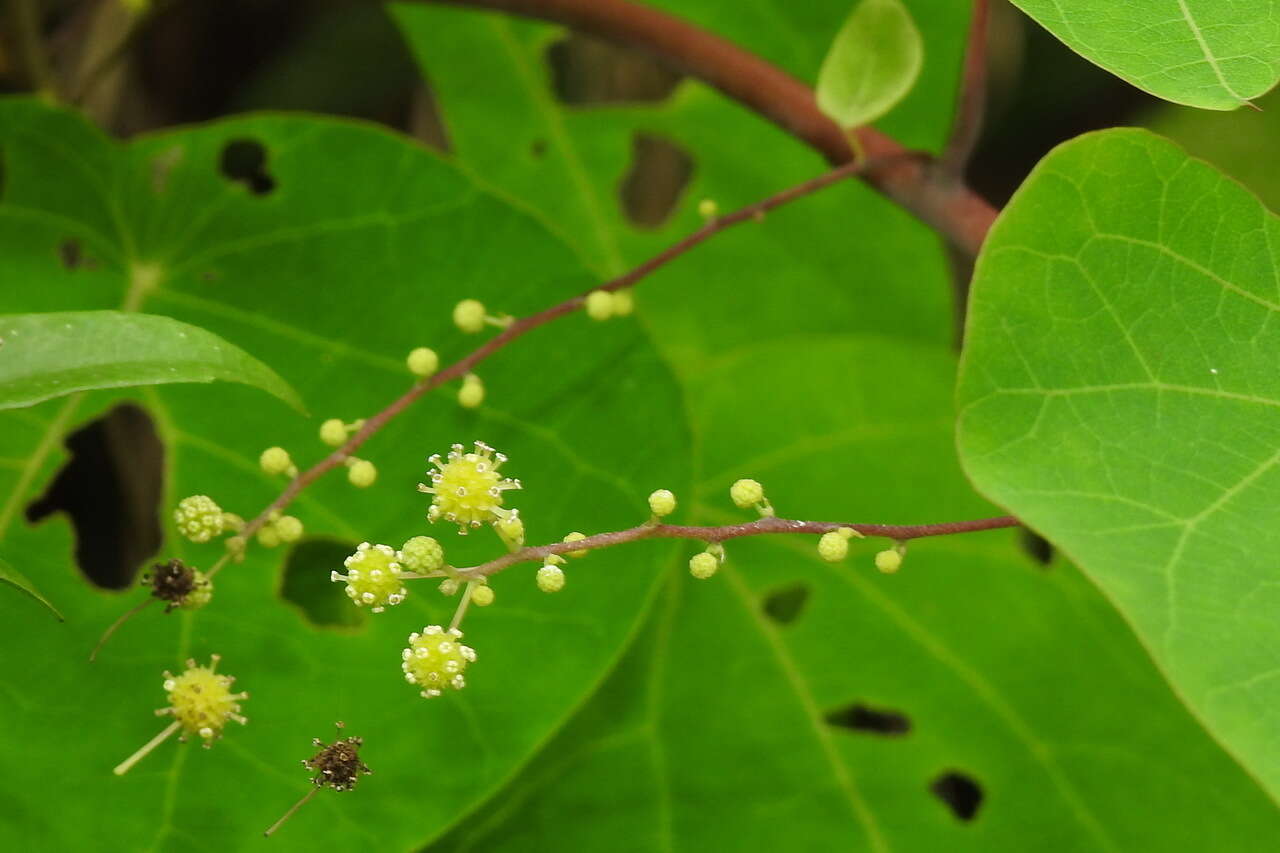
[875,549,903,574]
[332,542,407,613]
[648,489,677,518]
[438,578,460,596]
[221,512,245,533]
[689,551,719,580]
[407,346,439,378]
[257,525,282,548]
[563,531,588,558]
[348,459,377,488]
[612,289,635,316]
[402,625,476,698]
[458,374,484,409]
[495,511,525,547]
[453,299,486,334]
[471,585,495,607]
[420,441,521,532]
[729,478,764,509]
[817,531,849,563]
[536,563,565,593]
[320,418,349,447]
[275,515,304,543]
[584,289,614,321]
[160,655,248,744]
[399,536,444,572]
[698,198,718,219]
[174,495,225,543]
[259,446,293,476]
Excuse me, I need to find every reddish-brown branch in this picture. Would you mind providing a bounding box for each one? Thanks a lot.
[425,0,999,255]
[941,0,991,179]
[462,515,1021,579]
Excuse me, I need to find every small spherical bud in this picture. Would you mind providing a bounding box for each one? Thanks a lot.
[225,535,246,557]
[817,531,849,562]
[875,549,903,574]
[275,515,304,543]
[584,289,614,321]
[689,551,719,579]
[257,525,282,548]
[332,542,407,613]
[348,459,377,488]
[221,512,245,533]
[319,418,348,447]
[399,536,444,572]
[161,655,248,744]
[730,478,764,509]
[471,585,495,607]
[612,289,635,316]
[407,346,439,378]
[698,198,719,219]
[174,495,225,543]
[259,446,293,476]
[458,374,484,408]
[438,578,460,596]
[145,559,213,612]
[563,531,588,558]
[648,489,677,517]
[420,441,521,531]
[453,299,486,333]
[402,625,476,698]
[495,511,525,547]
[536,563,565,593]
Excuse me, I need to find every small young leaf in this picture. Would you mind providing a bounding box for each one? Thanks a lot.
[1010,0,1280,110]
[816,0,924,130]
[0,311,304,412]
[0,556,63,621]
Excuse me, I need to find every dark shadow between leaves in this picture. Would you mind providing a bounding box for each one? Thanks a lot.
[280,538,367,630]
[761,581,810,625]
[26,403,164,590]
[824,702,912,737]
[931,771,983,822]
[219,138,276,195]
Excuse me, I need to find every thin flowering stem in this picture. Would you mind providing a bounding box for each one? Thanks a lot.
[264,787,318,837]
[113,720,181,776]
[442,515,1020,580]
[229,154,910,551]
[90,597,153,662]
[449,581,477,632]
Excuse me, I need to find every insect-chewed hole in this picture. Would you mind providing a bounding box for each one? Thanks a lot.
[25,403,164,590]
[930,771,983,822]
[824,702,912,736]
[280,538,367,630]
[546,34,681,106]
[1019,528,1053,567]
[619,132,693,230]
[761,582,810,625]
[219,138,276,196]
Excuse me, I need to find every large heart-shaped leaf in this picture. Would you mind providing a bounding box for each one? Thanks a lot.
[426,335,1280,851]
[958,128,1280,802]
[1010,0,1280,109]
[0,98,687,849]
[0,311,302,411]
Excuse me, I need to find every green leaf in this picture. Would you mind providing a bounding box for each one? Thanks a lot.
[0,311,303,412]
[0,97,688,848]
[816,0,924,129]
[429,336,1280,851]
[1009,0,1280,109]
[0,554,63,620]
[957,128,1280,802]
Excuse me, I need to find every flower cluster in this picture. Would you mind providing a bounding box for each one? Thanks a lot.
[419,441,522,533]
[402,626,476,698]
[331,542,407,613]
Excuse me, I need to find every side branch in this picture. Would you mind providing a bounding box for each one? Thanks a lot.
[424,0,998,255]
[461,515,1021,579]
[940,0,991,179]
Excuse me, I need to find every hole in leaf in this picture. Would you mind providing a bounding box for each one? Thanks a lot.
[280,538,366,630]
[762,582,810,625]
[619,133,693,229]
[219,138,276,195]
[25,403,164,590]
[546,34,681,106]
[1020,528,1053,567]
[930,771,983,822]
[824,703,912,736]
